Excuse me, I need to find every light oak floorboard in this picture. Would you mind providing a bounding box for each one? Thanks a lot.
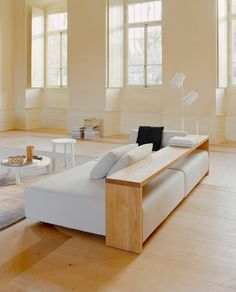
[0,132,236,291]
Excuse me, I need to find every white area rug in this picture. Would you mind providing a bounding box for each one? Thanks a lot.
[0,146,94,230]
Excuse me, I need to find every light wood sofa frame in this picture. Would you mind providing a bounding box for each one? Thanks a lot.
[105,135,209,254]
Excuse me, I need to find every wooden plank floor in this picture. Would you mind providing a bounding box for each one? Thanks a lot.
[0,131,236,291]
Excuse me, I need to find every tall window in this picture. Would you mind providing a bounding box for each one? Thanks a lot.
[126,0,162,87]
[46,12,68,87]
[218,0,228,87]
[31,8,45,88]
[230,0,236,85]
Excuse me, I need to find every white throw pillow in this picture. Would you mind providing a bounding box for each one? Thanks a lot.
[169,136,197,147]
[107,143,153,176]
[90,143,138,179]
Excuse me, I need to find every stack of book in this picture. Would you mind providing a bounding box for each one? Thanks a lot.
[70,118,103,140]
[84,118,102,140]
[71,126,85,139]
[84,128,100,140]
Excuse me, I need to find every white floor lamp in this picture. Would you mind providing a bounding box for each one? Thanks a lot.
[171,72,186,131]
[182,90,199,134]
[171,73,199,133]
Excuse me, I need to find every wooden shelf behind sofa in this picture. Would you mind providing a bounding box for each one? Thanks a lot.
[105,135,209,254]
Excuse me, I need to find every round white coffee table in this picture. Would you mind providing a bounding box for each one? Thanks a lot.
[1,156,51,185]
[51,138,77,171]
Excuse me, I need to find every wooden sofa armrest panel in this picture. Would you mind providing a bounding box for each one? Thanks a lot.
[105,135,209,254]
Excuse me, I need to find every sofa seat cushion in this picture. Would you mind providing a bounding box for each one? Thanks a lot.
[25,161,106,235]
[169,149,208,197]
[142,169,185,241]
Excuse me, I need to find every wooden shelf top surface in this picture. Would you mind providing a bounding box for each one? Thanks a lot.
[106,135,209,188]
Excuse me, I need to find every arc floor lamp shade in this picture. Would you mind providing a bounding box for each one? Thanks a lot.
[171,72,186,89]
[182,91,199,107]
[170,72,186,131]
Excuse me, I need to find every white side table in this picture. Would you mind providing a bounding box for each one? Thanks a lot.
[51,138,77,171]
[1,156,51,185]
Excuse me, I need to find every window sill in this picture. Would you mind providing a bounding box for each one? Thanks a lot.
[225,87,236,94]
[44,87,68,90]
[29,87,68,90]
[123,85,165,92]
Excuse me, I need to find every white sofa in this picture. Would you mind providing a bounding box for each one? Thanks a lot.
[25,160,106,235]
[24,129,209,243]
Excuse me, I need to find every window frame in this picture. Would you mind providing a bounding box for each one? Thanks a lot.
[124,0,163,88]
[229,0,233,86]
[31,7,45,89]
[45,10,68,89]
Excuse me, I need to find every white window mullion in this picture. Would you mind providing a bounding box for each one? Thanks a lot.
[144,24,148,87]
[60,31,63,87]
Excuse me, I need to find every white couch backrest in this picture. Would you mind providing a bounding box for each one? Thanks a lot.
[129,129,188,147]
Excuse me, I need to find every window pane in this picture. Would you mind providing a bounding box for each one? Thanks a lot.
[232,0,236,13]
[31,8,44,88]
[128,1,162,24]
[62,33,67,68]
[47,34,60,86]
[62,68,67,86]
[147,65,162,85]
[32,38,44,86]
[232,63,236,84]
[62,33,67,86]
[108,0,124,87]
[128,27,144,65]
[147,26,162,65]
[232,20,236,64]
[47,12,67,32]
[47,69,60,86]
[128,65,144,85]
[218,0,228,87]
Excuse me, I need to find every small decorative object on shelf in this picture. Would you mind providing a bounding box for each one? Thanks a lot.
[26,145,35,162]
[33,155,43,160]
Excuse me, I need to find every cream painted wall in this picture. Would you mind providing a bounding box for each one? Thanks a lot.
[15,0,69,130]
[68,0,108,132]
[68,0,106,112]
[120,0,223,143]
[13,0,27,129]
[225,88,236,140]
[0,0,15,130]
[41,88,68,129]
[67,0,122,136]
[0,0,232,142]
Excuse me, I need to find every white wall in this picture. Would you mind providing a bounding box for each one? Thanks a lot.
[68,0,108,132]
[0,0,15,130]
[13,0,27,129]
[120,0,223,143]
[225,88,236,140]
[41,88,68,129]
[24,88,69,130]
[15,0,69,130]
[0,0,233,143]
